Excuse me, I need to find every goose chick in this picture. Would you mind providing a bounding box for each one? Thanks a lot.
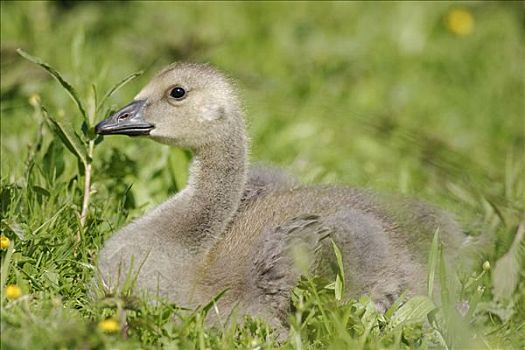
[241,165,299,207]
[95,63,464,331]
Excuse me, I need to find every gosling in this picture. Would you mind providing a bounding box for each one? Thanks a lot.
[95,62,464,331]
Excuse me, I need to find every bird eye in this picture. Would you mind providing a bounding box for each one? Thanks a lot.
[169,87,186,100]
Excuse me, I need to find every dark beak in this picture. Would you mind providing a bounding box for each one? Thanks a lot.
[95,100,154,136]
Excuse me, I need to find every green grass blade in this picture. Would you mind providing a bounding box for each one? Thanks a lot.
[40,105,87,166]
[201,289,228,315]
[17,48,88,121]
[98,70,143,110]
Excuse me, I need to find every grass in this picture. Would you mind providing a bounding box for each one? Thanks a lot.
[1,2,524,349]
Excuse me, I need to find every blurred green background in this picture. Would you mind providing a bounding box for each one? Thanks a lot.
[2,2,523,213]
[1,2,524,349]
[2,2,523,210]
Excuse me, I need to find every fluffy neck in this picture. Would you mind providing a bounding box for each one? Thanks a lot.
[182,134,248,246]
[146,121,248,251]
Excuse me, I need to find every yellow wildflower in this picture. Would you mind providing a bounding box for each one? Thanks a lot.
[29,94,41,107]
[446,8,474,36]
[5,284,22,300]
[0,235,10,250]
[98,318,120,333]
[483,260,491,271]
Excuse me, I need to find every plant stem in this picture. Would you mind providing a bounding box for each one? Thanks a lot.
[79,139,95,229]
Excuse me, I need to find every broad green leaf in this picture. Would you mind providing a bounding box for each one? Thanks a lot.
[390,295,436,328]
[334,275,343,301]
[40,105,87,166]
[32,185,50,197]
[384,291,408,320]
[0,242,15,291]
[330,239,345,300]
[427,229,440,298]
[17,48,88,121]
[42,139,65,180]
[438,242,450,307]
[87,83,97,126]
[493,216,524,300]
[98,70,143,110]
[74,130,88,150]
[1,220,25,241]
[430,329,450,350]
